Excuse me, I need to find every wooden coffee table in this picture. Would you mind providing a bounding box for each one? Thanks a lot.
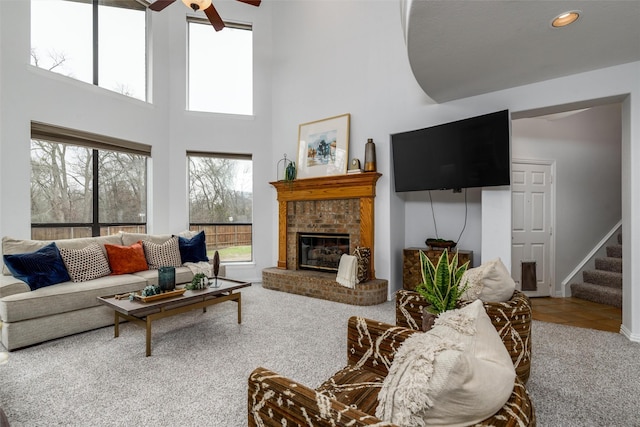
[97,278,251,356]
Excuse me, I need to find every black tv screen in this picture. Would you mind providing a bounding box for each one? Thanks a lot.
[391,110,511,192]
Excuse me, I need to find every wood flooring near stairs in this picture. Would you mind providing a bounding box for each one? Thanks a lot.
[531,297,622,333]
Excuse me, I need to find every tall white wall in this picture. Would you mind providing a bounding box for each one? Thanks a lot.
[269,2,639,339]
[512,104,622,294]
[0,0,273,282]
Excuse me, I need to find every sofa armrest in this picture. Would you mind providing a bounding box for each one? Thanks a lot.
[0,275,29,300]
[248,367,393,427]
[346,316,418,377]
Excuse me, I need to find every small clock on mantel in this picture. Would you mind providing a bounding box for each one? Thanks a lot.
[348,158,362,174]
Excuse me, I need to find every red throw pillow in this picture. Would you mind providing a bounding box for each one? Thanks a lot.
[105,241,149,275]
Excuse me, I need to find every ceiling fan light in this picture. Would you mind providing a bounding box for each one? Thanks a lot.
[551,11,580,28]
[181,0,212,12]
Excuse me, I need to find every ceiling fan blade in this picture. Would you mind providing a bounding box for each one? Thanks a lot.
[149,0,176,11]
[204,4,225,32]
[236,0,261,6]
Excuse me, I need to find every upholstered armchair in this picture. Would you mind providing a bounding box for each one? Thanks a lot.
[396,289,532,383]
[248,316,535,426]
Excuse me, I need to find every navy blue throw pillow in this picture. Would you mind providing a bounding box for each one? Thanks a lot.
[178,231,209,263]
[3,242,71,291]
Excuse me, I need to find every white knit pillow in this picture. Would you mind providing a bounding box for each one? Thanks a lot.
[376,300,515,427]
[142,237,182,269]
[460,257,516,302]
[59,243,111,282]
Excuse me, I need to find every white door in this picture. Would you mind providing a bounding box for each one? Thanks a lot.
[511,161,554,297]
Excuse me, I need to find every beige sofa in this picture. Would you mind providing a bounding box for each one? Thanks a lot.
[0,232,222,351]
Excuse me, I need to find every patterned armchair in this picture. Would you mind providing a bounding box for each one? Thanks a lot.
[248,316,535,426]
[396,289,532,383]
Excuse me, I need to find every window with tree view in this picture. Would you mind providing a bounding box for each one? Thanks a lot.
[30,127,148,240]
[188,153,253,262]
[30,0,146,101]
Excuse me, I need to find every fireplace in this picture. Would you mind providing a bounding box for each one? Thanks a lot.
[264,173,388,306]
[298,233,349,272]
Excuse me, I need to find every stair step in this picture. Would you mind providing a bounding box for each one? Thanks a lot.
[606,244,623,259]
[595,257,623,273]
[570,282,622,308]
[582,270,622,289]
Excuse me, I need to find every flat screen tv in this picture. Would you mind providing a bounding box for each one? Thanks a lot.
[391,110,511,192]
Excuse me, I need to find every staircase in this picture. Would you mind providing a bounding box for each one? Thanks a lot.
[570,233,622,308]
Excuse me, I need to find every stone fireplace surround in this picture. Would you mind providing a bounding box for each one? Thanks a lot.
[263,173,388,305]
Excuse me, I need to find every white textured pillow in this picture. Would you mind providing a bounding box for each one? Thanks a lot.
[376,300,515,427]
[460,257,516,302]
[59,243,111,282]
[142,237,182,269]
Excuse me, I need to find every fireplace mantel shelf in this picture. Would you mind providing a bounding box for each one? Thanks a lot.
[270,172,382,202]
[270,172,382,278]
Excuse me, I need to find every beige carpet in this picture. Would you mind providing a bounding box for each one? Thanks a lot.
[1,284,638,426]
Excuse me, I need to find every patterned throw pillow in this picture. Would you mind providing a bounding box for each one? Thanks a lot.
[59,243,111,283]
[353,247,371,283]
[142,237,182,270]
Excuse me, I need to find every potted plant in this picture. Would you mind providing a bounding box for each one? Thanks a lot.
[415,248,470,330]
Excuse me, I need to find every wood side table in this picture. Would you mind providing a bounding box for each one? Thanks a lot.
[402,247,473,291]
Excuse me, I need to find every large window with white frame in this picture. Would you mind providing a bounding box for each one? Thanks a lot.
[30,122,149,240]
[188,152,253,262]
[187,18,253,115]
[30,0,147,101]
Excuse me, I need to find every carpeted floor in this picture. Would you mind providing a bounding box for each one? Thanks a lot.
[1,284,639,426]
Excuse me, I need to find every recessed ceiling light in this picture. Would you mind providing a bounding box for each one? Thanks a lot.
[551,11,580,28]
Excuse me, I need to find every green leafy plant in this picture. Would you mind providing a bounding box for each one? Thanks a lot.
[186,273,208,290]
[416,248,470,315]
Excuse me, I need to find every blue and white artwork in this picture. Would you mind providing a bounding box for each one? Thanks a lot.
[305,130,337,167]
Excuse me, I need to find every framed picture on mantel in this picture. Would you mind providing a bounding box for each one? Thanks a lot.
[296,113,350,179]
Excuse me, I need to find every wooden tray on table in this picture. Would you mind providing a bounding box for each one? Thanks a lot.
[133,288,186,303]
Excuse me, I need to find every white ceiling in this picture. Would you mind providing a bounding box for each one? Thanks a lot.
[404,0,640,103]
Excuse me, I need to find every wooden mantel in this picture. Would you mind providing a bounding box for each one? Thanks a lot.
[270,172,382,278]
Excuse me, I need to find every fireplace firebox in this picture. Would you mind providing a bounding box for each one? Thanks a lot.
[298,233,350,272]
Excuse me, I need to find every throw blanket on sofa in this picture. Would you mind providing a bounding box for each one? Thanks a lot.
[183,261,213,278]
[336,254,357,289]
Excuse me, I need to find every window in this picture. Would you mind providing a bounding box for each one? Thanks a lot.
[30,122,149,239]
[188,19,253,115]
[30,0,146,101]
[188,152,253,262]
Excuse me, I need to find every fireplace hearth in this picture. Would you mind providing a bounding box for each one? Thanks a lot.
[298,233,349,272]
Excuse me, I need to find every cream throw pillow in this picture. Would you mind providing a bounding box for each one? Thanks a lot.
[376,300,515,427]
[460,257,516,302]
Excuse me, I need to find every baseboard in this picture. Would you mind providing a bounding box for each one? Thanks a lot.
[620,324,640,343]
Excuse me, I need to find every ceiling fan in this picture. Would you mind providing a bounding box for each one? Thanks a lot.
[149,0,261,32]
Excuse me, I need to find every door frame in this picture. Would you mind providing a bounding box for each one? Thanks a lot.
[511,158,557,297]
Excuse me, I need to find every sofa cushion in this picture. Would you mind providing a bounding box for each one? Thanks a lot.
[132,266,194,286]
[460,257,516,302]
[105,241,149,275]
[59,243,112,282]
[376,299,515,427]
[2,235,122,275]
[3,243,71,291]
[142,237,182,269]
[178,231,209,263]
[0,274,146,323]
[121,232,172,247]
